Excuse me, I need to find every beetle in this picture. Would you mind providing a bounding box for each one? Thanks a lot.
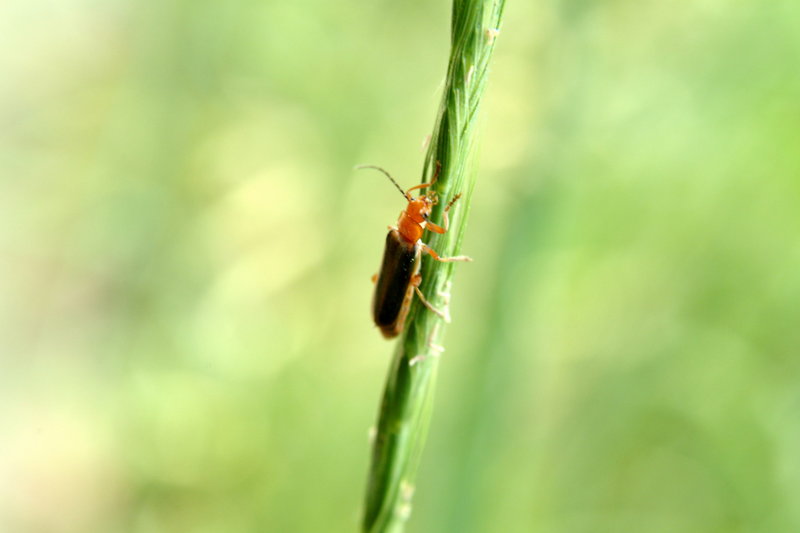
[357,164,472,339]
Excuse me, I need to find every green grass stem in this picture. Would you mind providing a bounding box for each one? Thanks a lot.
[361,1,506,532]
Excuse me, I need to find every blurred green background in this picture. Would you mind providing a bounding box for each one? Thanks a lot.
[2,1,799,532]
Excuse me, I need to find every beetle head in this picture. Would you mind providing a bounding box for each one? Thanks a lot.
[406,195,434,223]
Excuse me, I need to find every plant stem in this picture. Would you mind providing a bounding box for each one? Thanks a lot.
[361,2,506,532]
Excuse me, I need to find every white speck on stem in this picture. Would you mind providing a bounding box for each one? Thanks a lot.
[428,342,445,354]
[466,64,475,86]
[395,480,416,521]
[438,282,453,323]
[421,133,432,151]
[400,480,415,500]
[397,503,412,521]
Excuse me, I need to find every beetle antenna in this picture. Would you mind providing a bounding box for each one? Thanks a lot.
[355,165,410,200]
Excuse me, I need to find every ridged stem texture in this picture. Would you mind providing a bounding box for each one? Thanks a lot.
[361,1,506,532]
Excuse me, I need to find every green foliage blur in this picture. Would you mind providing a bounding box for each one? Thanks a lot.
[1,1,799,532]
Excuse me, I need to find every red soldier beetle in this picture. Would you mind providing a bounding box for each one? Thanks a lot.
[357,164,472,339]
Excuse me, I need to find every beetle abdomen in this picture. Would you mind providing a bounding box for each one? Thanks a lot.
[372,229,420,338]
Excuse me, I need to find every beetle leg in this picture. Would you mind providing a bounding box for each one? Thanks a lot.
[414,286,449,321]
[405,161,442,196]
[411,274,449,322]
[406,181,434,195]
[425,192,463,234]
[421,243,473,263]
[425,220,446,234]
